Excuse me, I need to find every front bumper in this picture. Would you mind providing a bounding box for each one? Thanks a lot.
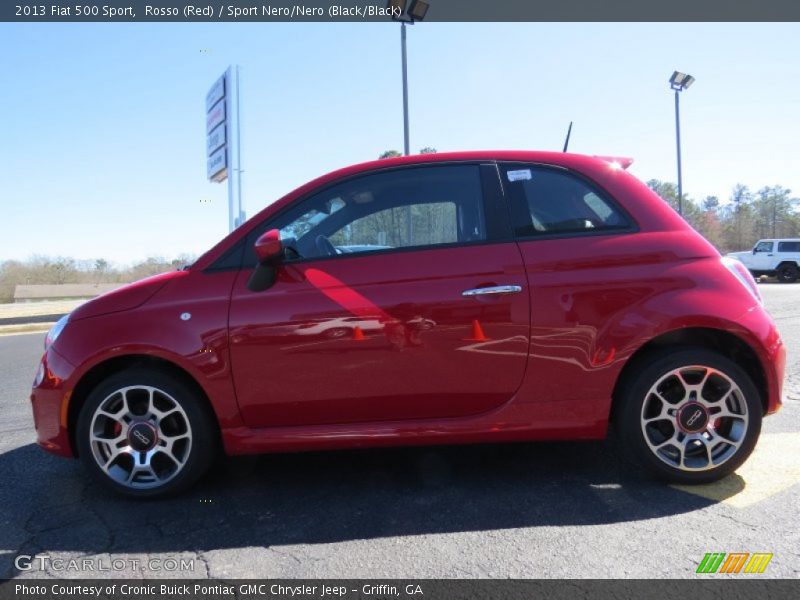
[30,346,77,457]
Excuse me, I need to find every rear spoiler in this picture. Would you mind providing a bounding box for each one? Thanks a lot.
[593,156,634,169]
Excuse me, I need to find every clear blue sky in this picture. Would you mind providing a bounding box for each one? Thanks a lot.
[1,23,798,264]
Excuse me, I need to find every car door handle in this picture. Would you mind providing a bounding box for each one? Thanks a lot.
[462,285,523,297]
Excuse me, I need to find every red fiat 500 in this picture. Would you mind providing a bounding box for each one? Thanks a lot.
[31,151,785,497]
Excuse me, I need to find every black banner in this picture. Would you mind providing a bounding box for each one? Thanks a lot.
[2,580,800,600]
[3,0,800,22]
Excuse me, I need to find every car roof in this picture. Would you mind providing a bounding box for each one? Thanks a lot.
[331,150,630,174]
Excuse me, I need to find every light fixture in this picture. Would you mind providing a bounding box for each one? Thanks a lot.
[670,71,695,91]
[407,0,430,21]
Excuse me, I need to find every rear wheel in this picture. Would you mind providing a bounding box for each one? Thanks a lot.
[615,348,762,484]
[76,368,218,498]
[777,263,799,283]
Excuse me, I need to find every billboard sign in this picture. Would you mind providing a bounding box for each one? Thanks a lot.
[207,146,227,182]
[206,99,225,135]
[206,70,228,182]
[206,75,225,112]
[207,123,226,154]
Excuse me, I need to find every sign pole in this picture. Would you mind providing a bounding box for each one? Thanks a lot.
[206,65,243,233]
[235,65,244,228]
[226,67,236,231]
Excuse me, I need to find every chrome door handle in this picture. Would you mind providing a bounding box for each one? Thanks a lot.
[462,285,522,297]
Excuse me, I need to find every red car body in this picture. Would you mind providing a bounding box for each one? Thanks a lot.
[31,151,785,461]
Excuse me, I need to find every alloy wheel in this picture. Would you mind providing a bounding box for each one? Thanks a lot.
[88,385,193,489]
[639,365,749,472]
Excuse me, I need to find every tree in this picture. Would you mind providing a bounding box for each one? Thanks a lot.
[94,258,109,282]
[703,196,719,212]
[752,186,797,240]
[719,185,754,251]
[419,147,437,154]
[379,150,402,159]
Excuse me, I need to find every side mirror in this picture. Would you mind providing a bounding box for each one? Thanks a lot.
[248,229,283,292]
[254,229,283,264]
[752,248,758,254]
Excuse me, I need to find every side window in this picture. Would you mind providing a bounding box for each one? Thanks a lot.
[777,241,799,252]
[329,203,458,250]
[501,165,632,237]
[250,165,486,263]
[754,241,774,253]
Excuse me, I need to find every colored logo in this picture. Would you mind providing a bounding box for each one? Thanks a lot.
[697,552,773,574]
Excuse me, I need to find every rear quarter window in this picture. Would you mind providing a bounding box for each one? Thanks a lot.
[500,165,633,238]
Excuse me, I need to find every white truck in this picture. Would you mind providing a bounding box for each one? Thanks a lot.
[727,238,800,283]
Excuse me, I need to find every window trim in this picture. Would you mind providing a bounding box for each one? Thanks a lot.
[216,161,513,270]
[498,161,639,242]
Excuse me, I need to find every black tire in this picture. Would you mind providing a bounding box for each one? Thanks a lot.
[76,368,218,498]
[614,348,762,484]
[777,263,799,283]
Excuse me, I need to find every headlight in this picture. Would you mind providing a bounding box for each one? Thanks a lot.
[45,314,70,350]
[721,256,763,305]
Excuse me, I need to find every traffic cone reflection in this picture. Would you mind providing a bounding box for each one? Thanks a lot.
[352,326,366,341]
[464,319,490,341]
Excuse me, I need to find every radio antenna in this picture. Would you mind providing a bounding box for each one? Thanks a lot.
[562,121,573,152]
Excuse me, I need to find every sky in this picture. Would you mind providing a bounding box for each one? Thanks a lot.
[1,22,799,265]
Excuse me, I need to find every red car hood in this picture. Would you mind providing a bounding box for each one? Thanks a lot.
[70,270,187,321]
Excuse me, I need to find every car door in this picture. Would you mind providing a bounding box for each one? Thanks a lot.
[498,162,643,425]
[228,163,530,428]
[750,240,775,271]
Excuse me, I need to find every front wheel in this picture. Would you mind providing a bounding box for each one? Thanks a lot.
[777,263,799,283]
[76,368,218,498]
[615,348,762,484]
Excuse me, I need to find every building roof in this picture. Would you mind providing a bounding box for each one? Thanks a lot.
[13,283,124,300]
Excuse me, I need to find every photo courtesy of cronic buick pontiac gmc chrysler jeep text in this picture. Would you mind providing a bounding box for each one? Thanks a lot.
[30,151,785,498]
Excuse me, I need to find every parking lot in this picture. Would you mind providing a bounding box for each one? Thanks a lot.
[1,284,798,579]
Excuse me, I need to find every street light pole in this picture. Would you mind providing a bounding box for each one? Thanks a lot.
[389,1,430,156]
[669,71,694,216]
[401,21,410,156]
[674,88,683,216]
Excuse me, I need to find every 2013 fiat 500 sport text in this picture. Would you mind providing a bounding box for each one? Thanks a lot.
[30,151,785,497]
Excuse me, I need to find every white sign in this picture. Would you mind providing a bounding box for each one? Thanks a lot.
[207,124,226,155]
[207,146,227,181]
[507,169,532,182]
[206,75,225,112]
[206,100,225,135]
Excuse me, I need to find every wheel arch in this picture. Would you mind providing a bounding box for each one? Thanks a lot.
[776,260,800,272]
[67,354,221,456]
[610,327,768,422]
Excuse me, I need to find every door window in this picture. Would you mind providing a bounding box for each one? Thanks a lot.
[501,165,632,237]
[754,241,774,253]
[251,165,486,263]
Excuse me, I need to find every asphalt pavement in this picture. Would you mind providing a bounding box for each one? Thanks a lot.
[1,284,798,579]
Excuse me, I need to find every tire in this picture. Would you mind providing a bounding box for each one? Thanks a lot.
[777,263,799,283]
[614,348,762,484]
[325,327,350,339]
[76,368,218,498]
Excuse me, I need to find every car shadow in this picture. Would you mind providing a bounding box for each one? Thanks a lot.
[2,439,716,576]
